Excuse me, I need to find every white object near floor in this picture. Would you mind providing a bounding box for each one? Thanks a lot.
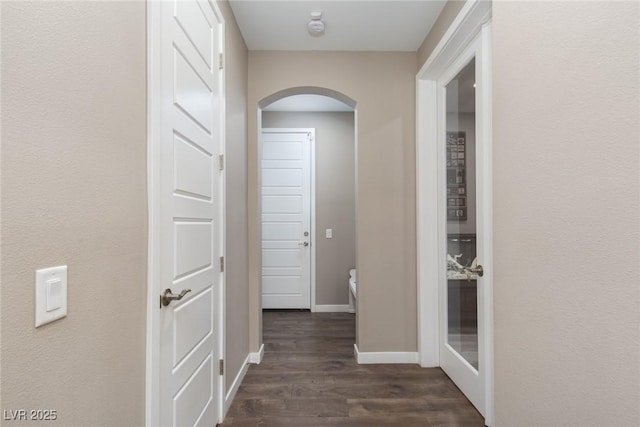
[348,268,357,314]
[353,344,418,364]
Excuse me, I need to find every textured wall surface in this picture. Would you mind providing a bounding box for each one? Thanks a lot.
[417,0,465,68]
[263,112,356,306]
[249,51,417,352]
[217,0,251,394]
[1,2,147,425]
[492,1,640,425]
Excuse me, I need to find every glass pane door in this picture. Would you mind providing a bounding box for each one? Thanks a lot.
[433,23,491,421]
[445,58,478,370]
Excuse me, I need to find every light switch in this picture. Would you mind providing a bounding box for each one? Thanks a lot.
[35,265,67,327]
[46,279,63,312]
[325,228,333,239]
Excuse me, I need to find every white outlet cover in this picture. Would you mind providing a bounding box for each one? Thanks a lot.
[35,265,67,327]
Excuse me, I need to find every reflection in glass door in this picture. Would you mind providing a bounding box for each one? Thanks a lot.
[445,59,480,370]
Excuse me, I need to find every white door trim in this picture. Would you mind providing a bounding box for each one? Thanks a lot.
[259,128,316,311]
[145,1,226,425]
[478,23,494,426]
[145,3,161,425]
[217,3,227,421]
[416,0,493,424]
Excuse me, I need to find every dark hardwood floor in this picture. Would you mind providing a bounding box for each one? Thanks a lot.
[221,310,484,426]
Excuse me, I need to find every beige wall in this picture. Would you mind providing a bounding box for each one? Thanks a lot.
[1,0,252,421]
[417,0,465,67]
[4,1,637,425]
[249,52,417,352]
[263,112,356,306]
[218,0,251,393]
[1,2,147,426]
[492,2,640,424]
[420,1,640,423]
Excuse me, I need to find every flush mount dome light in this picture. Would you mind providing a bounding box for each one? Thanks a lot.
[307,11,325,37]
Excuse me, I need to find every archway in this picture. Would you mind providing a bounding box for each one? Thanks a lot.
[259,86,357,110]
[252,86,359,362]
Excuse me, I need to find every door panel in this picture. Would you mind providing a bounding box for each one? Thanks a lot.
[262,222,302,240]
[261,130,312,309]
[263,141,303,160]
[173,355,214,427]
[173,289,213,365]
[174,0,213,67]
[157,0,223,426]
[262,169,303,187]
[263,277,304,294]
[262,249,302,267]
[438,32,488,417]
[174,136,214,199]
[262,195,303,213]
[174,222,213,277]
[173,50,213,132]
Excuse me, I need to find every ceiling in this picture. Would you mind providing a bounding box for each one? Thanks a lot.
[229,0,447,51]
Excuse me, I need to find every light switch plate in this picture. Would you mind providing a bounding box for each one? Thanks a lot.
[35,265,67,327]
[325,228,333,239]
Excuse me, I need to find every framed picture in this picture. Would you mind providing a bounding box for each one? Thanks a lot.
[447,197,466,208]
[446,131,467,221]
[447,208,467,219]
[447,169,466,186]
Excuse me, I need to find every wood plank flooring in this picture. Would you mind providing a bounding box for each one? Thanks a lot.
[221,311,484,426]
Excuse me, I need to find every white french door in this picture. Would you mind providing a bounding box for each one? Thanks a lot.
[437,26,492,417]
[147,1,225,426]
[261,129,313,309]
[416,2,492,423]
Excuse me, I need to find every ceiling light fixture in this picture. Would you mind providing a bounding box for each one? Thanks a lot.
[307,11,325,37]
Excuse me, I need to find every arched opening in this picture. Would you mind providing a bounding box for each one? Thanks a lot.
[259,86,357,110]
[256,86,359,360]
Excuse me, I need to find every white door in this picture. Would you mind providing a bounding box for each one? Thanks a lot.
[261,129,312,309]
[438,26,491,416]
[151,1,224,426]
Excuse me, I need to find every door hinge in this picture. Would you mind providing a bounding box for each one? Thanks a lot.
[219,256,224,272]
[219,359,224,375]
[218,154,224,171]
[219,53,224,70]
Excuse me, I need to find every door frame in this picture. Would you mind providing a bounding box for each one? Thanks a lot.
[416,0,493,424]
[259,128,316,311]
[145,1,226,425]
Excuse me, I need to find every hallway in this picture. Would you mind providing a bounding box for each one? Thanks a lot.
[222,311,483,426]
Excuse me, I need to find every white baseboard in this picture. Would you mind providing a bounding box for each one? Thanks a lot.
[314,304,352,313]
[224,355,249,417]
[248,344,264,364]
[353,344,419,364]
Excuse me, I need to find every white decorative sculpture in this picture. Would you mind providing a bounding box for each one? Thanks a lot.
[447,254,479,280]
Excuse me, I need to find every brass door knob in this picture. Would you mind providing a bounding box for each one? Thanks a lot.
[467,265,484,277]
[160,288,191,308]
